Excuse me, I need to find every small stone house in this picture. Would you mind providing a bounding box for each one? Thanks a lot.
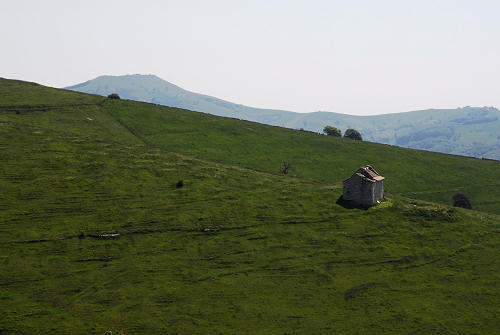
[342,165,384,207]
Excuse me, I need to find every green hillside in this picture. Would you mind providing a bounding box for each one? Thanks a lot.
[1,78,499,334]
[102,100,500,215]
[66,74,500,160]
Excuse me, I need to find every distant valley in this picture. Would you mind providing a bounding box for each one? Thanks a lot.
[66,74,500,160]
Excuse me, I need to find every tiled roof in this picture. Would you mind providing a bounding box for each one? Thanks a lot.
[358,165,384,181]
[350,165,384,182]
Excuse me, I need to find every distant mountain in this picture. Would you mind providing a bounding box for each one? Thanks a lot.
[65,74,298,126]
[66,74,500,160]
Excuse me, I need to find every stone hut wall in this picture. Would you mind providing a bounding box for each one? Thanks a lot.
[343,175,376,206]
[343,177,361,202]
[374,180,384,202]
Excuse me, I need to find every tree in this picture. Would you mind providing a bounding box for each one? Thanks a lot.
[323,125,341,137]
[344,128,362,141]
[107,93,120,99]
[452,193,472,209]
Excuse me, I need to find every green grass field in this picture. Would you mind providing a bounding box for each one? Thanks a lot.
[1,78,499,334]
[101,96,500,215]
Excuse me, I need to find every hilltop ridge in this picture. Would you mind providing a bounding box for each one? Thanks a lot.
[66,74,500,160]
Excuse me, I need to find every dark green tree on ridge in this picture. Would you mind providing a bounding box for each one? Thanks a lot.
[107,93,121,99]
[344,128,362,141]
[323,125,342,137]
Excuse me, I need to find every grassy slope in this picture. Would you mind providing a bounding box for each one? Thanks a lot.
[103,99,500,215]
[1,78,499,334]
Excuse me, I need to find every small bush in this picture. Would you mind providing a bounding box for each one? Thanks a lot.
[279,161,292,175]
[107,93,120,99]
[176,180,184,188]
[452,193,472,209]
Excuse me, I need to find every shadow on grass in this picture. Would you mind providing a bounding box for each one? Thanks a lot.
[336,196,370,210]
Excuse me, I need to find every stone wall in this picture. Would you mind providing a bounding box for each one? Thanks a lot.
[343,175,384,207]
[374,180,384,203]
[343,175,373,206]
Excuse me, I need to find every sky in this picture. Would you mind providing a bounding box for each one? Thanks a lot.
[1,0,500,115]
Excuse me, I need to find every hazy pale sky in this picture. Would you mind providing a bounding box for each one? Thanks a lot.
[2,0,500,115]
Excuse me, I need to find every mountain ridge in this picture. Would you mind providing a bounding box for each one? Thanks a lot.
[66,74,500,159]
